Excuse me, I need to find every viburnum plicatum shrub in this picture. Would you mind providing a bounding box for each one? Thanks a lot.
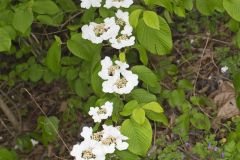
[70,1,157,159]
[1,0,240,159]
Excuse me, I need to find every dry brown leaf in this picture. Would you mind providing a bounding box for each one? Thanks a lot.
[210,80,240,128]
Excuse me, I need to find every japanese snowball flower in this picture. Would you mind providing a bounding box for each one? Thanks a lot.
[104,0,134,8]
[115,10,133,36]
[70,140,105,160]
[102,70,138,94]
[109,35,135,49]
[100,125,129,153]
[98,56,129,80]
[81,127,94,140]
[88,101,113,123]
[80,0,102,9]
[81,17,120,44]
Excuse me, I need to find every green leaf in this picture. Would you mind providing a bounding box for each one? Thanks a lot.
[0,148,18,160]
[142,102,164,113]
[173,113,190,141]
[223,0,240,22]
[130,89,157,103]
[233,72,240,93]
[235,30,240,49]
[129,9,142,28]
[183,0,193,11]
[33,0,60,15]
[36,15,58,27]
[143,11,160,30]
[37,116,59,145]
[136,17,172,55]
[91,64,103,96]
[145,111,168,126]
[134,44,148,65]
[12,9,33,33]
[196,0,221,16]
[115,150,140,160]
[168,89,186,107]
[46,39,62,74]
[132,65,158,87]
[190,112,211,131]
[178,79,193,90]
[173,6,186,17]
[74,79,89,97]
[121,119,152,156]
[0,27,11,52]
[120,100,139,116]
[152,0,173,12]
[132,108,146,124]
[67,33,102,60]
[99,7,115,18]
[57,0,77,11]
[28,64,44,82]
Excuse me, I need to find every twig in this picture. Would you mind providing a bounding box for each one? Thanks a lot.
[0,96,20,132]
[60,11,83,29]
[0,117,15,137]
[23,88,71,153]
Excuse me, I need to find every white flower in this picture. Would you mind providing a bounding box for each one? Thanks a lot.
[104,0,134,8]
[80,0,102,9]
[115,10,133,36]
[102,70,138,94]
[71,140,105,160]
[82,17,120,44]
[100,125,129,153]
[221,66,228,73]
[81,127,93,140]
[30,139,39,147]
[98,56,129,80]
[109,35,135,49]
[88,101,114,123]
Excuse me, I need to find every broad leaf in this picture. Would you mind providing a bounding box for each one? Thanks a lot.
[143,11,160,30]
[136,17,172,55]
[13,9,33,33]
[46,38,62,74]
[130,89,157,103]
[67,33,102,60]
[142,102,164,113]
[132,65,158,87]
[190,112,211,131]
[223,0,240,22]
[121,119,152,156]
[129,9,142,28]
[120,100,139,116]
[33,0,60,15]
[132,108,145,124]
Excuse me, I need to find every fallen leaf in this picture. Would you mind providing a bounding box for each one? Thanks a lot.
[210,80,240,128]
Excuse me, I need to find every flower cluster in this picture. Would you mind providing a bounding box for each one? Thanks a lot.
[70,101,129,160]
[98,56,138,94]
[80,0,133,9]
[71,1,138,159]
[88,101,113,123]
[81,1,135,49]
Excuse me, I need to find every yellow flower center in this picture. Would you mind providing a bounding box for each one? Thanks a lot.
[91,132,103,141]
[108,65,120,76]
[115,77,127,88]
[116,18,125,26]
[117,34,128,43]
[82,149,96,159]
[94,23,107,36]
[97,108,107,115]
[102,136,117,145]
